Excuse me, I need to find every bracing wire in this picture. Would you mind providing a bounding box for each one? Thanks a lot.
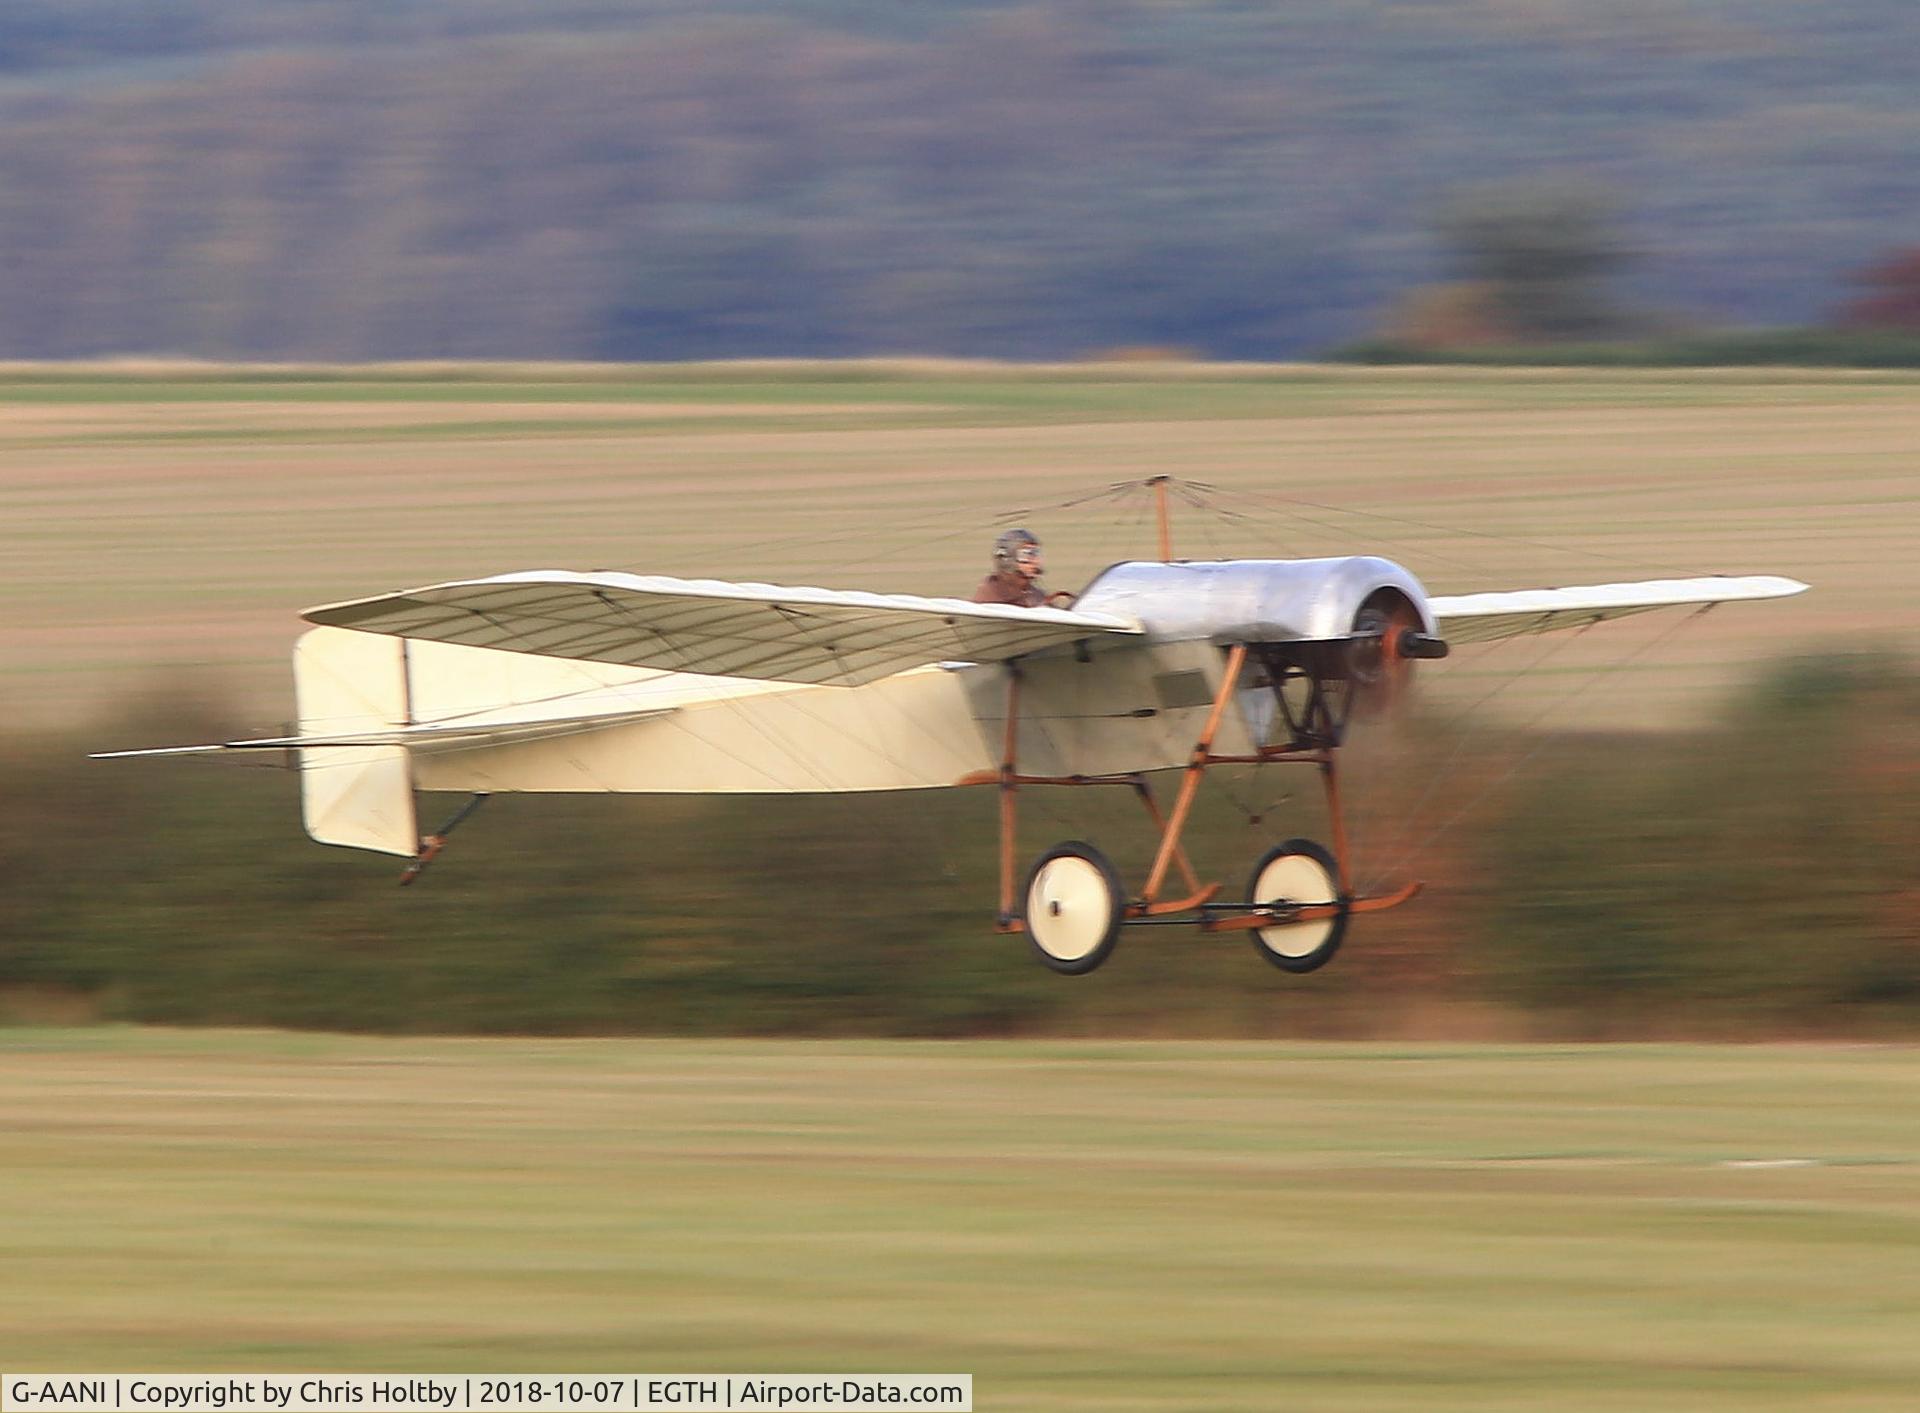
[1221,483,1704,582]
[1203,485,1494,580]
[1134,477,1733,898]
[1363,604,1716,889]
[1349,621,1590,890]
[604,483,1033,578]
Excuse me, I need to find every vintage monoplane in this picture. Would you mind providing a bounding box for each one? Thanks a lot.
[99,479,1806,975]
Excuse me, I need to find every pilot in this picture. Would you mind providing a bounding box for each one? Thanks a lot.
[972,528,1073,607]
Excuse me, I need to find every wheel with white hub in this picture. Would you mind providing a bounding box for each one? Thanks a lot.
[1248,838,1348,973]
[1022,841,1124,975]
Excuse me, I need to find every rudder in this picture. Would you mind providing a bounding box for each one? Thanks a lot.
[294,627,418,856]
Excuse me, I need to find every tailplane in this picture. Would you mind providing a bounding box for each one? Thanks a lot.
[92,628,674,858]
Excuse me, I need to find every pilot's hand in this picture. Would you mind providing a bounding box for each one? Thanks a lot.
[1045,590,1077,608]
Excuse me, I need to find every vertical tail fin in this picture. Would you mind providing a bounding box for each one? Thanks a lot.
[293,628,418,857]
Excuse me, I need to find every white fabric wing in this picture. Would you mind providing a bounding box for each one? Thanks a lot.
[302,570,1142,686]
[1430,575,1808,645]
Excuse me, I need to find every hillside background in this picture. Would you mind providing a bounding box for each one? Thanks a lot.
[4,0,1918,360]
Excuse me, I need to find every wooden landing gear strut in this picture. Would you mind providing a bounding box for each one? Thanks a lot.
[991,645,1421,974]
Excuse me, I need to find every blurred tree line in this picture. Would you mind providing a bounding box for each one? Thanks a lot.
[1340,182,1920,363]
[6,656,1917,1039]
[1,0,1917,359]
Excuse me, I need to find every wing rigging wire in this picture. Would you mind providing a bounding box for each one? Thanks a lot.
[1001,481,1174,850]
[1200,485,1493,580]
[1166,479,1732,889]
[1346,619,1585,893]
[1217,483,1707,584]
[1361,604,1717,893]
[606,485,1019,575]
[1168,482,1438,853]
[609,480,1138,589]
[980,480,1175,850]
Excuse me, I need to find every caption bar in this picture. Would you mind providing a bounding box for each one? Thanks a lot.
[2,1378,970,1413]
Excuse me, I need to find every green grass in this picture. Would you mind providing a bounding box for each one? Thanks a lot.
[4,1030,1919,1409]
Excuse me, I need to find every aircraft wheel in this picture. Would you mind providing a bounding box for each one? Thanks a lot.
[1248,838,1348,974]
[1023,841,1124,975]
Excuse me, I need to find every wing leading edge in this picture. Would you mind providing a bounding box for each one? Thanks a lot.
[303,570,1143,686]
[1429,574,1808,645]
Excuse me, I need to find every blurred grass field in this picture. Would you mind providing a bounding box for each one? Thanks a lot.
[6,360,1918,732]
[4,1028,1918,1410]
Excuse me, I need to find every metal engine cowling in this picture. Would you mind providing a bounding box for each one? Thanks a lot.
[1074,556,1448,728]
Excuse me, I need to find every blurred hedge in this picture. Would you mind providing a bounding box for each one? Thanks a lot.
[1329,330,1920,369]
[1477,655,1920,1035]
[5,655,1916,1038]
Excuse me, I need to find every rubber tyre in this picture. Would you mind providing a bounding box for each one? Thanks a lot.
[1022,841,1124,976]
[1247,837,1349,974]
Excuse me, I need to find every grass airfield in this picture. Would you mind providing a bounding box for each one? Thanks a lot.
[5,1029,1919,1409]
